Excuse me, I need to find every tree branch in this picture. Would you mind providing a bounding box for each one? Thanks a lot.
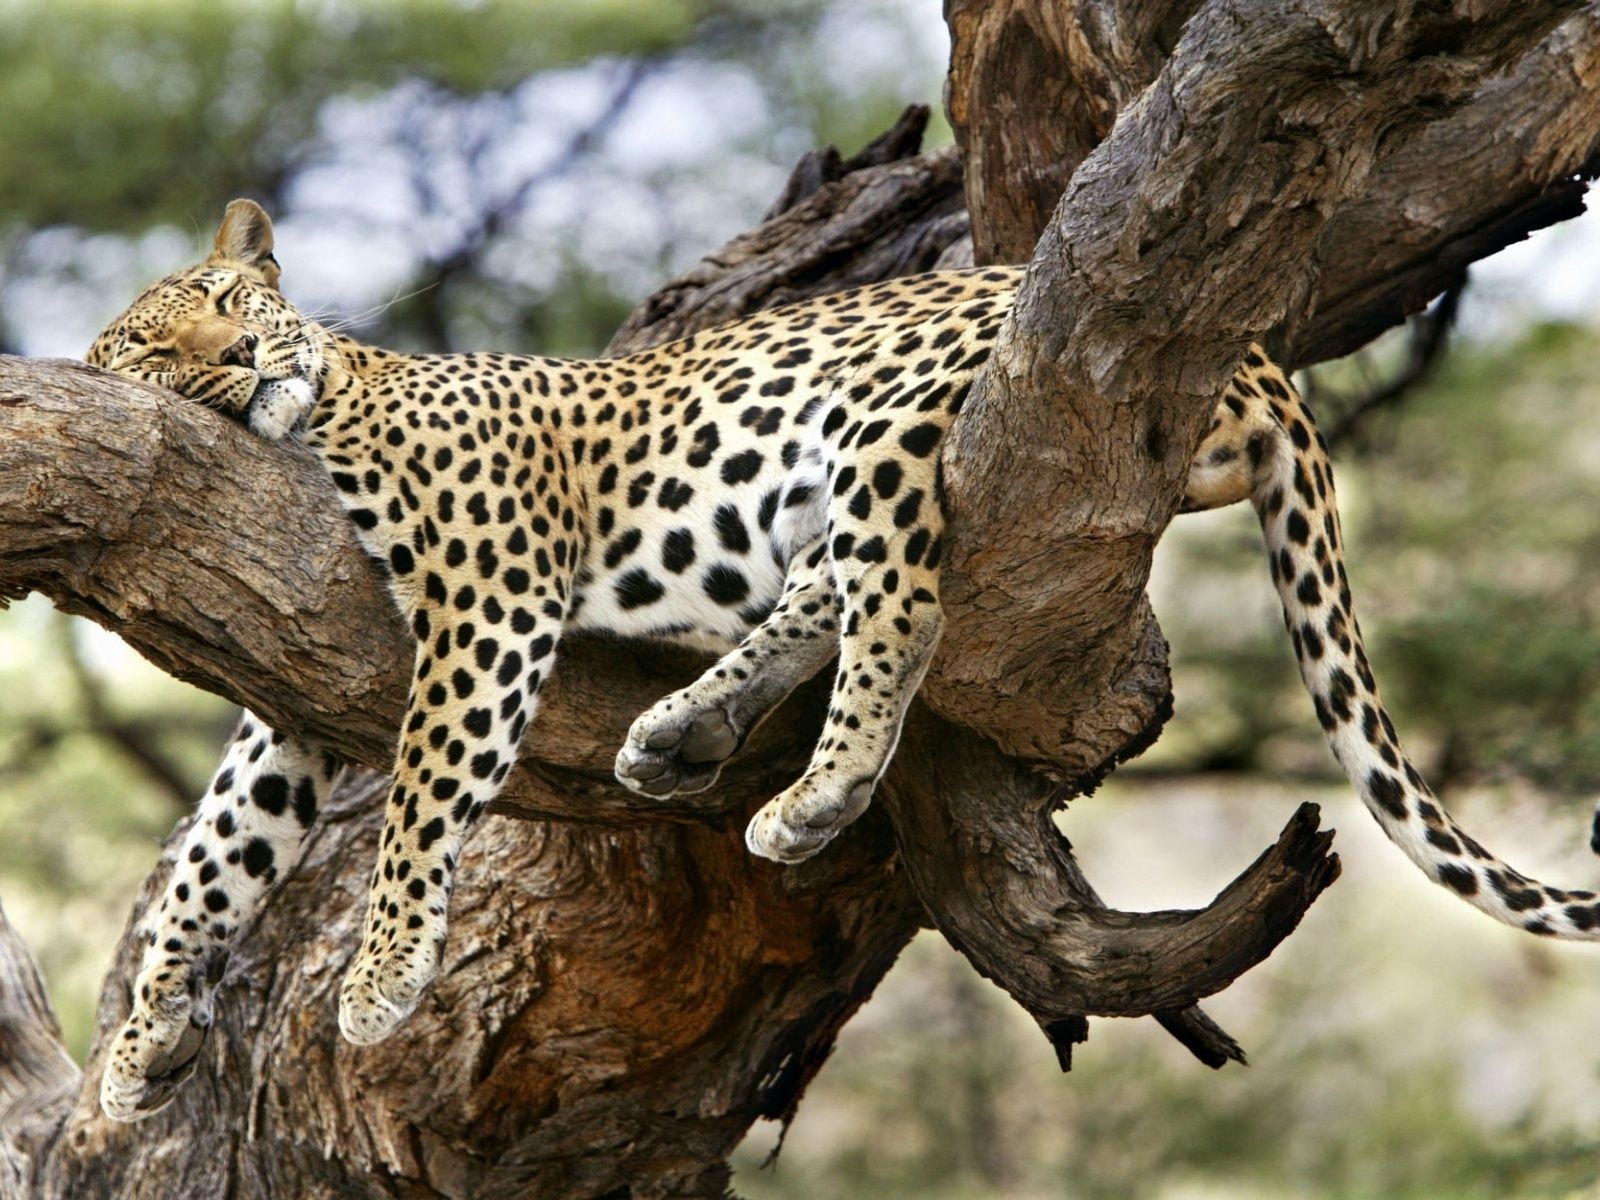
[909,0,1577,1080]
[884,710,1339,1019]
[933,0,1580,769]
[945,0,1204,264]
[0,120,1308,1196]
[943,1,1600,372]
[1292,6,1600,366]
[0,357,820,827]
[1321,276,1466,449]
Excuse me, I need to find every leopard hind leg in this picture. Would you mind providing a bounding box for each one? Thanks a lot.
[100,713,337,1121]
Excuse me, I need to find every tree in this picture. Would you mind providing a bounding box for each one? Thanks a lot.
[3,1,1599,1195]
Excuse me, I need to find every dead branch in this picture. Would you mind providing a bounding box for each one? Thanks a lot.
[1322,277,1467,448]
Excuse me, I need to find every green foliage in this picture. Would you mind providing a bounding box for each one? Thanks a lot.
[0,0,708,231]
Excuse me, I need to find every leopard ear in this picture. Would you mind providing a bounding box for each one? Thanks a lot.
[208,199,281,290]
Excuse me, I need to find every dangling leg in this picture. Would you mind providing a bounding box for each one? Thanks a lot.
[615,536,841,797]
[746,453,947,863]
[101,713,338,1121]
[336,598,566,1045]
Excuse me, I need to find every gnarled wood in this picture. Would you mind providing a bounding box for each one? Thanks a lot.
[31,774,918,1200]
[0,346,1328,1193]
[0,359,815,828]
[945,0,1201,265]
[887,714,1339,1019]
[0,117,1280,1200]
[1293,5,1600,365]
[943,1,1600,366]
[932,0,1580,769]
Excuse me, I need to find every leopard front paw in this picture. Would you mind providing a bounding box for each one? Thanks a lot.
[100,996,210,1122]
[615,700,742,797]
[337,927,445,1046]
[745,777,875,864]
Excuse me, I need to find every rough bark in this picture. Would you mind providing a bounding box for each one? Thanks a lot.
[0,359,813,828]
[944,0,1600,365]
[1294,5,1600,364]
[945,0,1202,264]
[931,0,1580,767]
[41,776,921,1199]
[0,904,78,1192]
[0,371,1330,1200]
[0,0,1591,1195]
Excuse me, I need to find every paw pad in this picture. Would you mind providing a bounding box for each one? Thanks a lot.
[100,1012,210,1122]
[746,779,874,864]
[615,703,741,797]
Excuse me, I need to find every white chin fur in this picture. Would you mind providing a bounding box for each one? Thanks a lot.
[247,378,314,440]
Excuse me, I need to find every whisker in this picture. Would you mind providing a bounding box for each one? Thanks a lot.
[299,281,440,339]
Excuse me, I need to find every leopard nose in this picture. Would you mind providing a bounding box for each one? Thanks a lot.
[218,333,257,368]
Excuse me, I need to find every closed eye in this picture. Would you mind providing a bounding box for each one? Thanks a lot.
[133,347,178,369]
[214,279,243,314]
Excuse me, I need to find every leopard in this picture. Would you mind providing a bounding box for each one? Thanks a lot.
[82,198,1600,1121]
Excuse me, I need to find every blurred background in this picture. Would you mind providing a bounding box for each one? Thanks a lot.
[4,2,1600,1196]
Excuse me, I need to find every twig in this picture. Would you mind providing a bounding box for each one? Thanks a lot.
[1323,275,1467,448]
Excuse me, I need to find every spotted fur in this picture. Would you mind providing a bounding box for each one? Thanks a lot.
[85,199,1600,1120]
[98,714,337,1120]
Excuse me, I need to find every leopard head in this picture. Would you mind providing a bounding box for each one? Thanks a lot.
[87,199,327,440]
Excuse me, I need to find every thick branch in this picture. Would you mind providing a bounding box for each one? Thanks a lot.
[1293,6,1600,365]
[0,123,1327,1195]
[29,772,921,1200]
[903,0,1577,1075]
[886,712,1338,1017]
[932,0,1580,770]
[0,358,814,827]
[944,2,1600,369]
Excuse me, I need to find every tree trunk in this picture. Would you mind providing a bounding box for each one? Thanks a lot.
[0,1,1592,1195]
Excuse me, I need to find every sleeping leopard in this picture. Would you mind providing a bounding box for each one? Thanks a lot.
[83,199,1600,1121]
